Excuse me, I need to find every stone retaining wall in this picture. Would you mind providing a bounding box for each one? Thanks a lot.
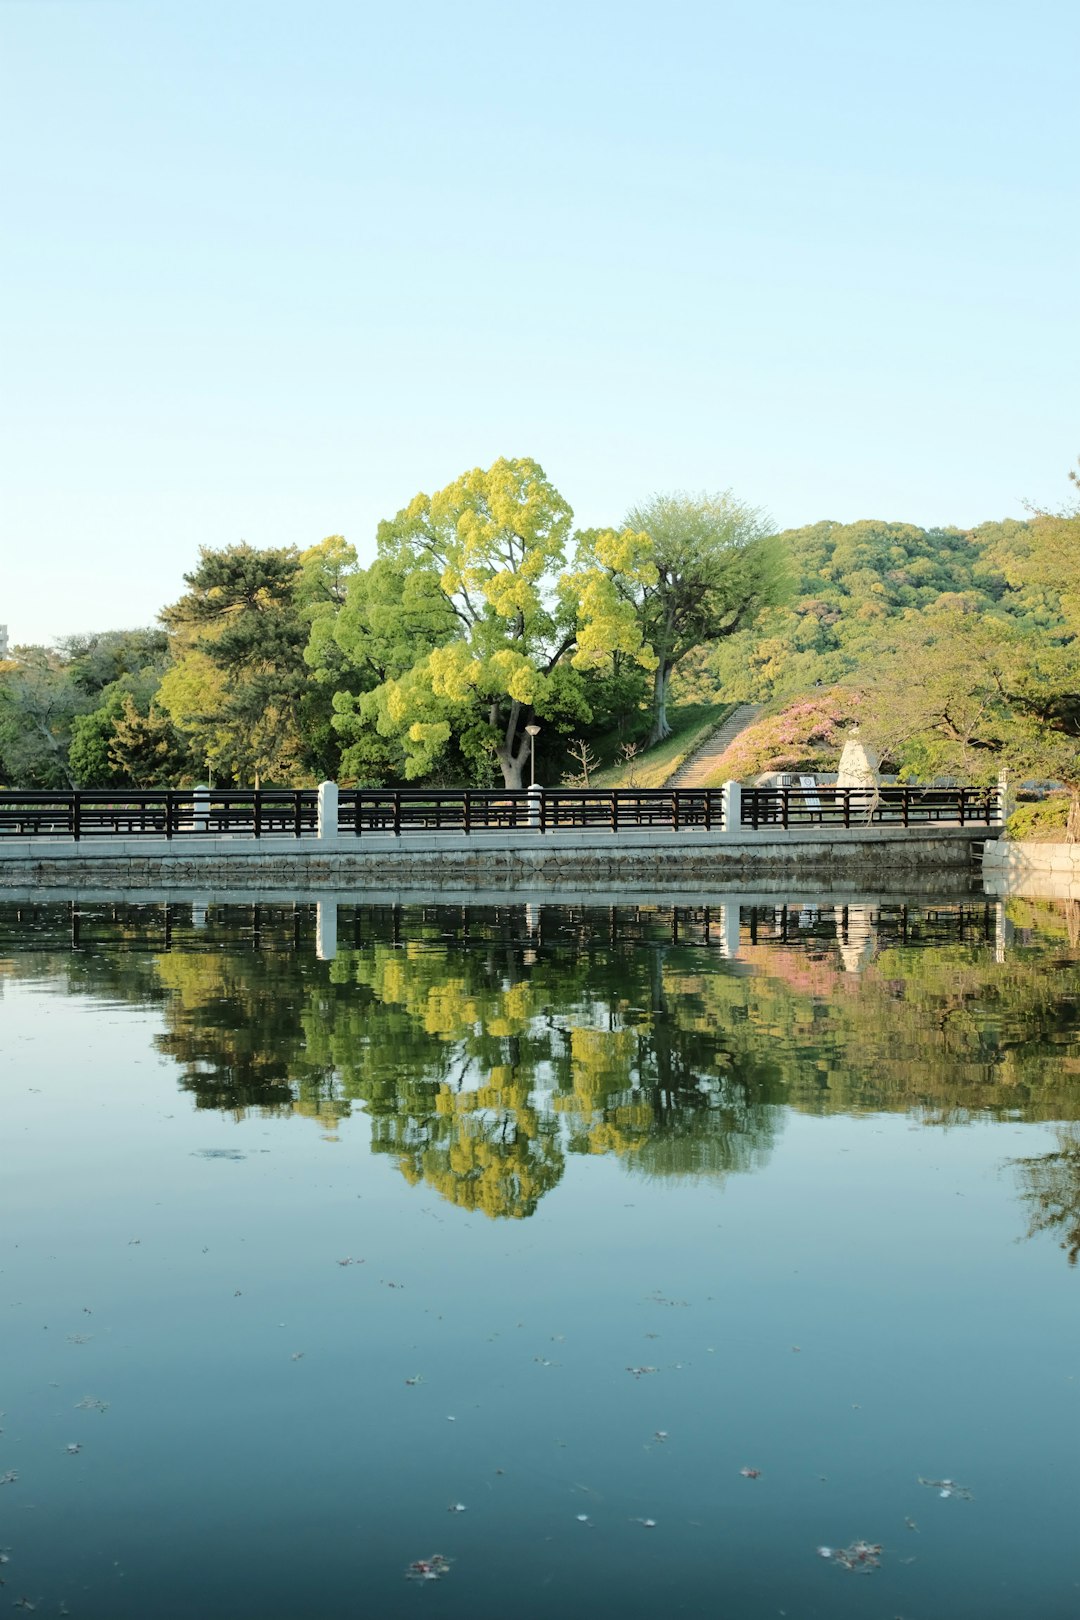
[982,839,1080,899]
[0,825,991,891]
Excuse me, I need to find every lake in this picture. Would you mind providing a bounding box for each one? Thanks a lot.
[1,893,1078,1618]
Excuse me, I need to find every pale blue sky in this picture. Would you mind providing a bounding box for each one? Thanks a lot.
[3,0,1078,645]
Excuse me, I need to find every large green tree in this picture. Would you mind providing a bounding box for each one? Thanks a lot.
[322,458,655,788]
[622,492,784,743]
[159,537,354,785]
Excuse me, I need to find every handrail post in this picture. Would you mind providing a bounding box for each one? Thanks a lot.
[317,781,339,844]
[781,788,789,831]
[527,784,543,832]
[721,780,741,832]
[997,768,1013,827]
[72,790,81,842]
[611,791,618,835]
[193,784,209,834]
[253,789,262,839]
[393,791,401,837]
[294,790,303,839]
[463,791,471,835]
[672,790,680,833]
[165,794,174,841]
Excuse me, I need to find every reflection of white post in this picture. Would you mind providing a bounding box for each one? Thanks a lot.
[527,784,543,831]
[317,780,339,844]
[717,902,741,958]
[721,780,741,832]
[192,899,209,929]
[316,900,338,961]
[524,902,538,934]
[994,899,1013,965]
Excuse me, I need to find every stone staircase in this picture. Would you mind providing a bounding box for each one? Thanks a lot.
[667,704,762,788]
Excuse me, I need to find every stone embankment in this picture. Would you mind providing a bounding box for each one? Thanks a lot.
[0,823,993,893]
[983,839,1080,900]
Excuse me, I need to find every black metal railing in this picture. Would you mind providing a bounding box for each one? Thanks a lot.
[740,785,1000,829]
[0,789,318,840]
[0,784,1001,841]
[338,787,725,836]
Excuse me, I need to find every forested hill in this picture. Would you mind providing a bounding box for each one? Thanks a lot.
[676,516,1050,707]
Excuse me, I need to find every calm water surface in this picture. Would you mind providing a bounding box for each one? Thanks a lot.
[1,895,1079,1618]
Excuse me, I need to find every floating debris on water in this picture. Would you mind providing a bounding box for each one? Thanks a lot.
[653,1431,669,1443]
[406,1554,451,1583]
[74,1397,109,1413]
[631,1517,657,1529]
[191,1149,246,1160]
[575,1514,591,1524]
[404,1375,423,1386]
[0,1472,17,1486]
[626,1366,658,1378]
[336,1257,363,1267]
[65,1443,82,1455]
[66,1334,92,1345]
[290,1352,305,1361]
[918,1476,973,1501]
[817,1540,882,1572]
[447,1502,467,1514]
[740,1467,762,1479]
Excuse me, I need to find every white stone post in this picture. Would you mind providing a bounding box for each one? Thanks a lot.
[721,780,741,832]
[193,784,210,833]
[527,784,543,831]
[996,768,1014,827]
[317,780,340,844]
[316,899,338,961]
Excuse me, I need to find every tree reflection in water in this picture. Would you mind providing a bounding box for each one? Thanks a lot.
[4,897,1080,1237]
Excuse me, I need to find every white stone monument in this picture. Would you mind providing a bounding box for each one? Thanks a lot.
[835,726,880,789]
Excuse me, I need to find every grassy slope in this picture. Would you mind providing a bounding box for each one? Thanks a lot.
[587,701,735,790]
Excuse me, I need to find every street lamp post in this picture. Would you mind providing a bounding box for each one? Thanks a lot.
[525,723,541,787]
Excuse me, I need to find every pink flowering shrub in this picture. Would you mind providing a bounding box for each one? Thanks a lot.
[712,689,859,781]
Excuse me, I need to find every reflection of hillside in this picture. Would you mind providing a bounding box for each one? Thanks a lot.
[5,899,1080,1225]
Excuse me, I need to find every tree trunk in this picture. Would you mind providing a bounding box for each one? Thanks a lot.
[499,753,526,789]
[647,661,673,746]
[496,699,530,789]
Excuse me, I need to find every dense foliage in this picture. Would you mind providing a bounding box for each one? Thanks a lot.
[3,457,1079,803]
